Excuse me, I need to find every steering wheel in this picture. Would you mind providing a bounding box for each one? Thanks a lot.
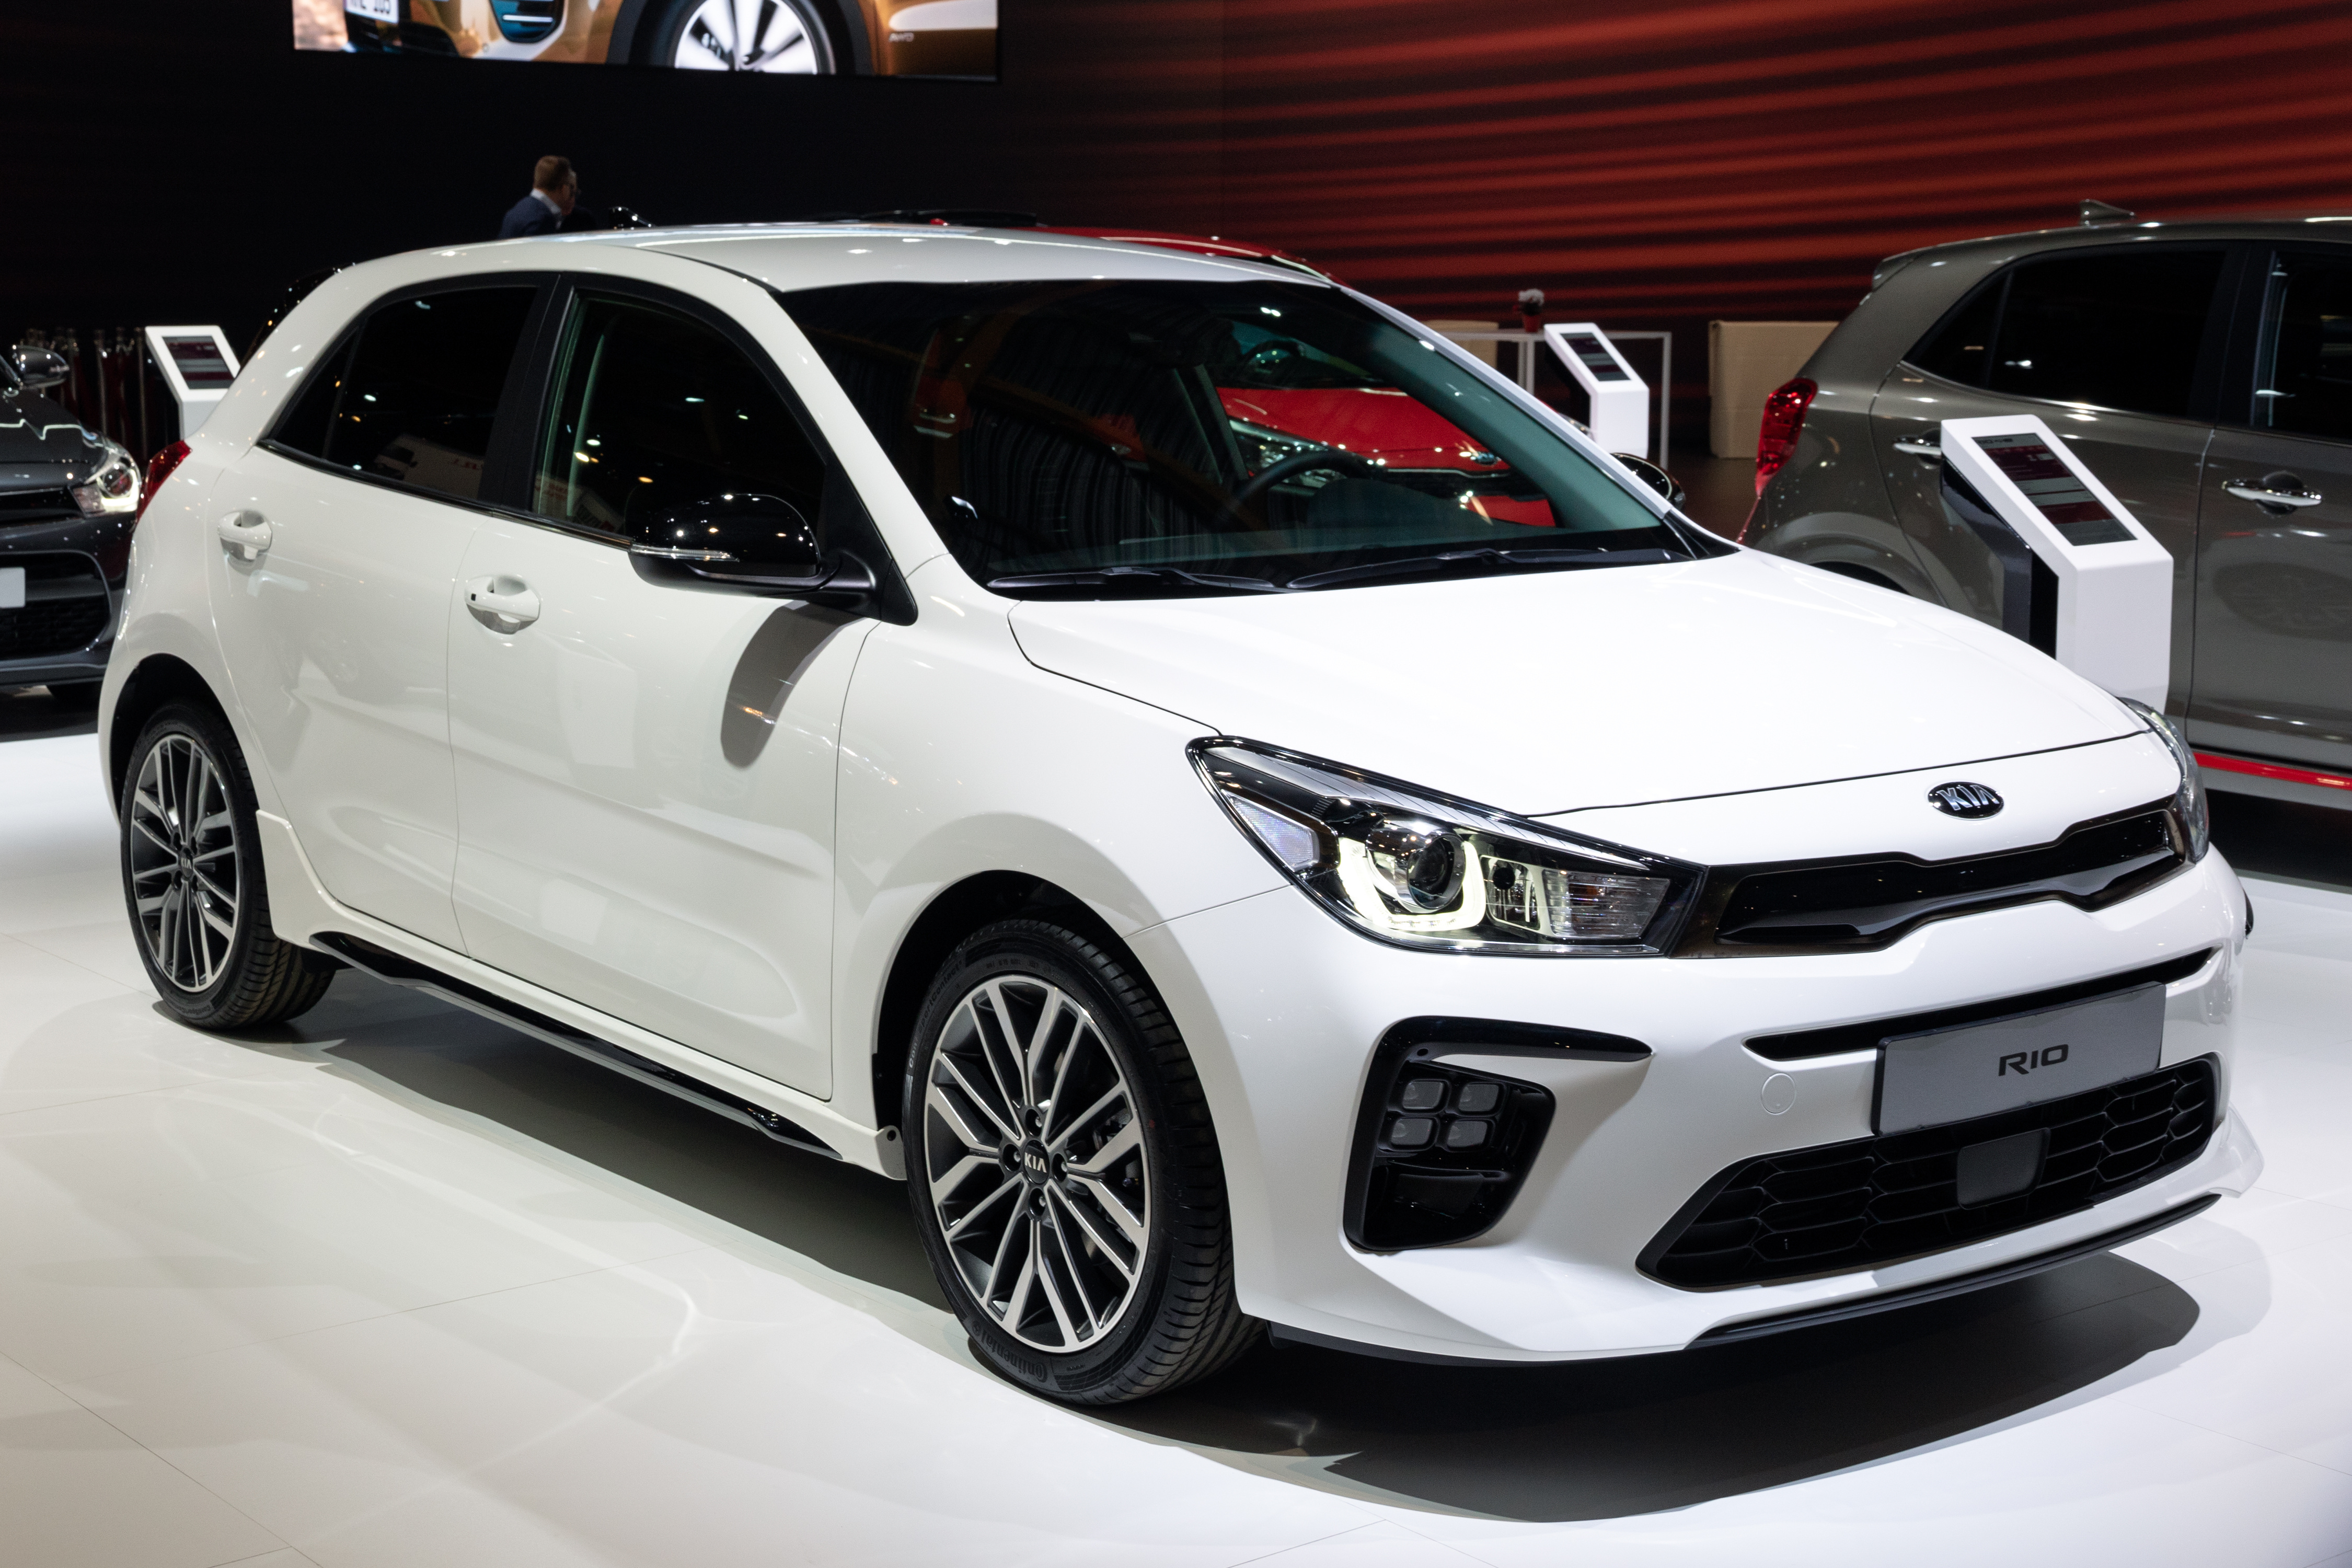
[1223,449,1380,523]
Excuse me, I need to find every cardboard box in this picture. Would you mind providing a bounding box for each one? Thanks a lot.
[1709,321,1837,457]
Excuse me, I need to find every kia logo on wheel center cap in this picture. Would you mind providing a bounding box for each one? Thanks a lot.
[1928,781,2003,818]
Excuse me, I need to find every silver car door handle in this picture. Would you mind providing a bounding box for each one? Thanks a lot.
[2223,481,2323,509]
[465,577,543,629]
[1892,436,1941,458]
[214,511,273,560]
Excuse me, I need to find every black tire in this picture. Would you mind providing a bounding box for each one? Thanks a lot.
[640,0,837,72]
[120,702,337,1030]
[904,920,1258,1404]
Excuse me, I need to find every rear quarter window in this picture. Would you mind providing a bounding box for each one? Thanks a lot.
[1905,247,2224,421]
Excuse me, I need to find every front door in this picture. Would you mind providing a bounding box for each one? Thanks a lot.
[445,286,867,1094]
[2192,246,2352,774]
[205,284,539,950]
[1873,244,2229,706]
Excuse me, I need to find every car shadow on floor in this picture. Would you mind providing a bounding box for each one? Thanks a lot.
[295,972,2197,1524]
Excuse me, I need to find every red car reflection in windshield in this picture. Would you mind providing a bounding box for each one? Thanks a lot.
[1216,386,1557,527]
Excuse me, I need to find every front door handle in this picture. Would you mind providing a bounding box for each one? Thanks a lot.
[215,511,273,561]
[465,575,542,630]
[1892,435,1941,458]
[2223,480,2323,510]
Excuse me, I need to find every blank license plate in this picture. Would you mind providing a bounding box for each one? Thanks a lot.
[345,0,398,20]
[1875,983,2164,1134]
[0,567,22,610]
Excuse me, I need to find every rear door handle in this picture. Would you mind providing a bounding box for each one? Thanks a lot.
[2223,481,2323,509]
[215,511,273,560]
[465,575,541,629]
[1892,435,1941,458]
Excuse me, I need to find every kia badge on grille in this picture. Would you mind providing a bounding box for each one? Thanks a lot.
[1929,781,2003,818]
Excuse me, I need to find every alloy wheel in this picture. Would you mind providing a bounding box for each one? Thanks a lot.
[128,734,240,993]
[921,976,1150,1353]
[668,0,829,72]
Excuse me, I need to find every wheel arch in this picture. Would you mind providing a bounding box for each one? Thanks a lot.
[106,654,230,813]
[870,871,1142,1142]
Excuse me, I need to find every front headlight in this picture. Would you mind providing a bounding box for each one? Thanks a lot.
[69,441,141,518]
[1192,739,1700,954]
[2122,697,2209,861]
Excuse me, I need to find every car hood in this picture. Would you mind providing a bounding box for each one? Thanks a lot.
[1006,550,2142,816]
[0,391,109,488]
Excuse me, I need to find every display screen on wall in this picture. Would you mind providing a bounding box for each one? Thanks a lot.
[292,0,996,80]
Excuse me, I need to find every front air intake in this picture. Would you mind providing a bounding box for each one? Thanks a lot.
[1344,1018,1646,1250]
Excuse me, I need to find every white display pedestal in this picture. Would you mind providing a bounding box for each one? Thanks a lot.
[1541,322,1651,458]
[143,326,241,438]
[1938,413,2172,707]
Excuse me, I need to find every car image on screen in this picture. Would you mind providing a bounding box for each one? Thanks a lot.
[300,0,996,78]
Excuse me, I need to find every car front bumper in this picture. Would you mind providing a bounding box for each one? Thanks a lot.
[1132,843,2254,1363]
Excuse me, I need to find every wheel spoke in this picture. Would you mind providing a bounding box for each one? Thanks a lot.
[1046,1081,1124,1154]
[1051,1182,1134,1281]
[1068,1169,1148,1247]
[1062,1111,1139,1175]
[976,981,1031,1116]
[924,1079,1002,1156]
[928,1151,995,1205]
[131,816,176,856]
[934,1054,1020,1146]
[942,1176,1021,1243]
[999,1233,1038,1327]
[1032,1216,1082,1346]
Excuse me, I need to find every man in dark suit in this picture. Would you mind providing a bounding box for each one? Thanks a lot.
[499,156,577,239]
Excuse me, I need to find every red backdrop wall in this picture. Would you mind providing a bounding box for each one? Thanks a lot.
[1162,0,2352,326]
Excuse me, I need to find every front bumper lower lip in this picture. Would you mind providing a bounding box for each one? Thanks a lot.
[1270,1192,2221,1365]
[1689,1191,2218,1345]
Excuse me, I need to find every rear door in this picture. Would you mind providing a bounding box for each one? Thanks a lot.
[1873,244,2235,707]
[205,282,540,950]
[2191,245,2352,774]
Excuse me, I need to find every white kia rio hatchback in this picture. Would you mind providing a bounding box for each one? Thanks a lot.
[104,224,2257,1403]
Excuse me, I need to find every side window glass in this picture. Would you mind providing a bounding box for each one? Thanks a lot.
[2253,251,2352,441]
[1908,277,2002,386]
[532,294,826,534]
[1985,249,2223,419]
[276,288,536,501]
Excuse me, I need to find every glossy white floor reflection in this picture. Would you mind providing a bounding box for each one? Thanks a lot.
[3,727,2350,1568]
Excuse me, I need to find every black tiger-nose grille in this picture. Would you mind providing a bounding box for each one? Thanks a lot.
[1641,1058,2218,1288]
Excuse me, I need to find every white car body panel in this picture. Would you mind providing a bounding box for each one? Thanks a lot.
[204,446,476,948]
[448,516,868,1097]
[1006,551,2141,816]
[99,224,2254,1365]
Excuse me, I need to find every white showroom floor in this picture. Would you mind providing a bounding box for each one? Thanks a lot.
[2,720,2351,1568]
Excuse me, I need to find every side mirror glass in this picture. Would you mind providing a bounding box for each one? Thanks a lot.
[627,492,878,608]
[9,347,68,393]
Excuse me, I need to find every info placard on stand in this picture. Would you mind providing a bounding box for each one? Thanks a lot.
[142,326,241,438]
[1938,413,2172,707]
[1540,323,1650,457]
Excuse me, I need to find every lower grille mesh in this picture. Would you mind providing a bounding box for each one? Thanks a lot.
[1642,1058,2218,1288]
[0,595,110,659]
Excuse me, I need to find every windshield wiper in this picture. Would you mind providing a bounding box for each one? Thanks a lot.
[1284,546,1680,592]
[986,566,1290,595]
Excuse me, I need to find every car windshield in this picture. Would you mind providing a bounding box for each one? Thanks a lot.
[779,279,1690,595]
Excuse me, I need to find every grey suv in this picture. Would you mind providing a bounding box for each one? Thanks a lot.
[1747,214,2352,807]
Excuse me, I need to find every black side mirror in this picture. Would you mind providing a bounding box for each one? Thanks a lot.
[8,347,68,393]
[627,492,879,609]
[1611,453,1686,508]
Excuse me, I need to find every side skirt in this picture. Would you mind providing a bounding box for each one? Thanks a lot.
[313,931,843,1162]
